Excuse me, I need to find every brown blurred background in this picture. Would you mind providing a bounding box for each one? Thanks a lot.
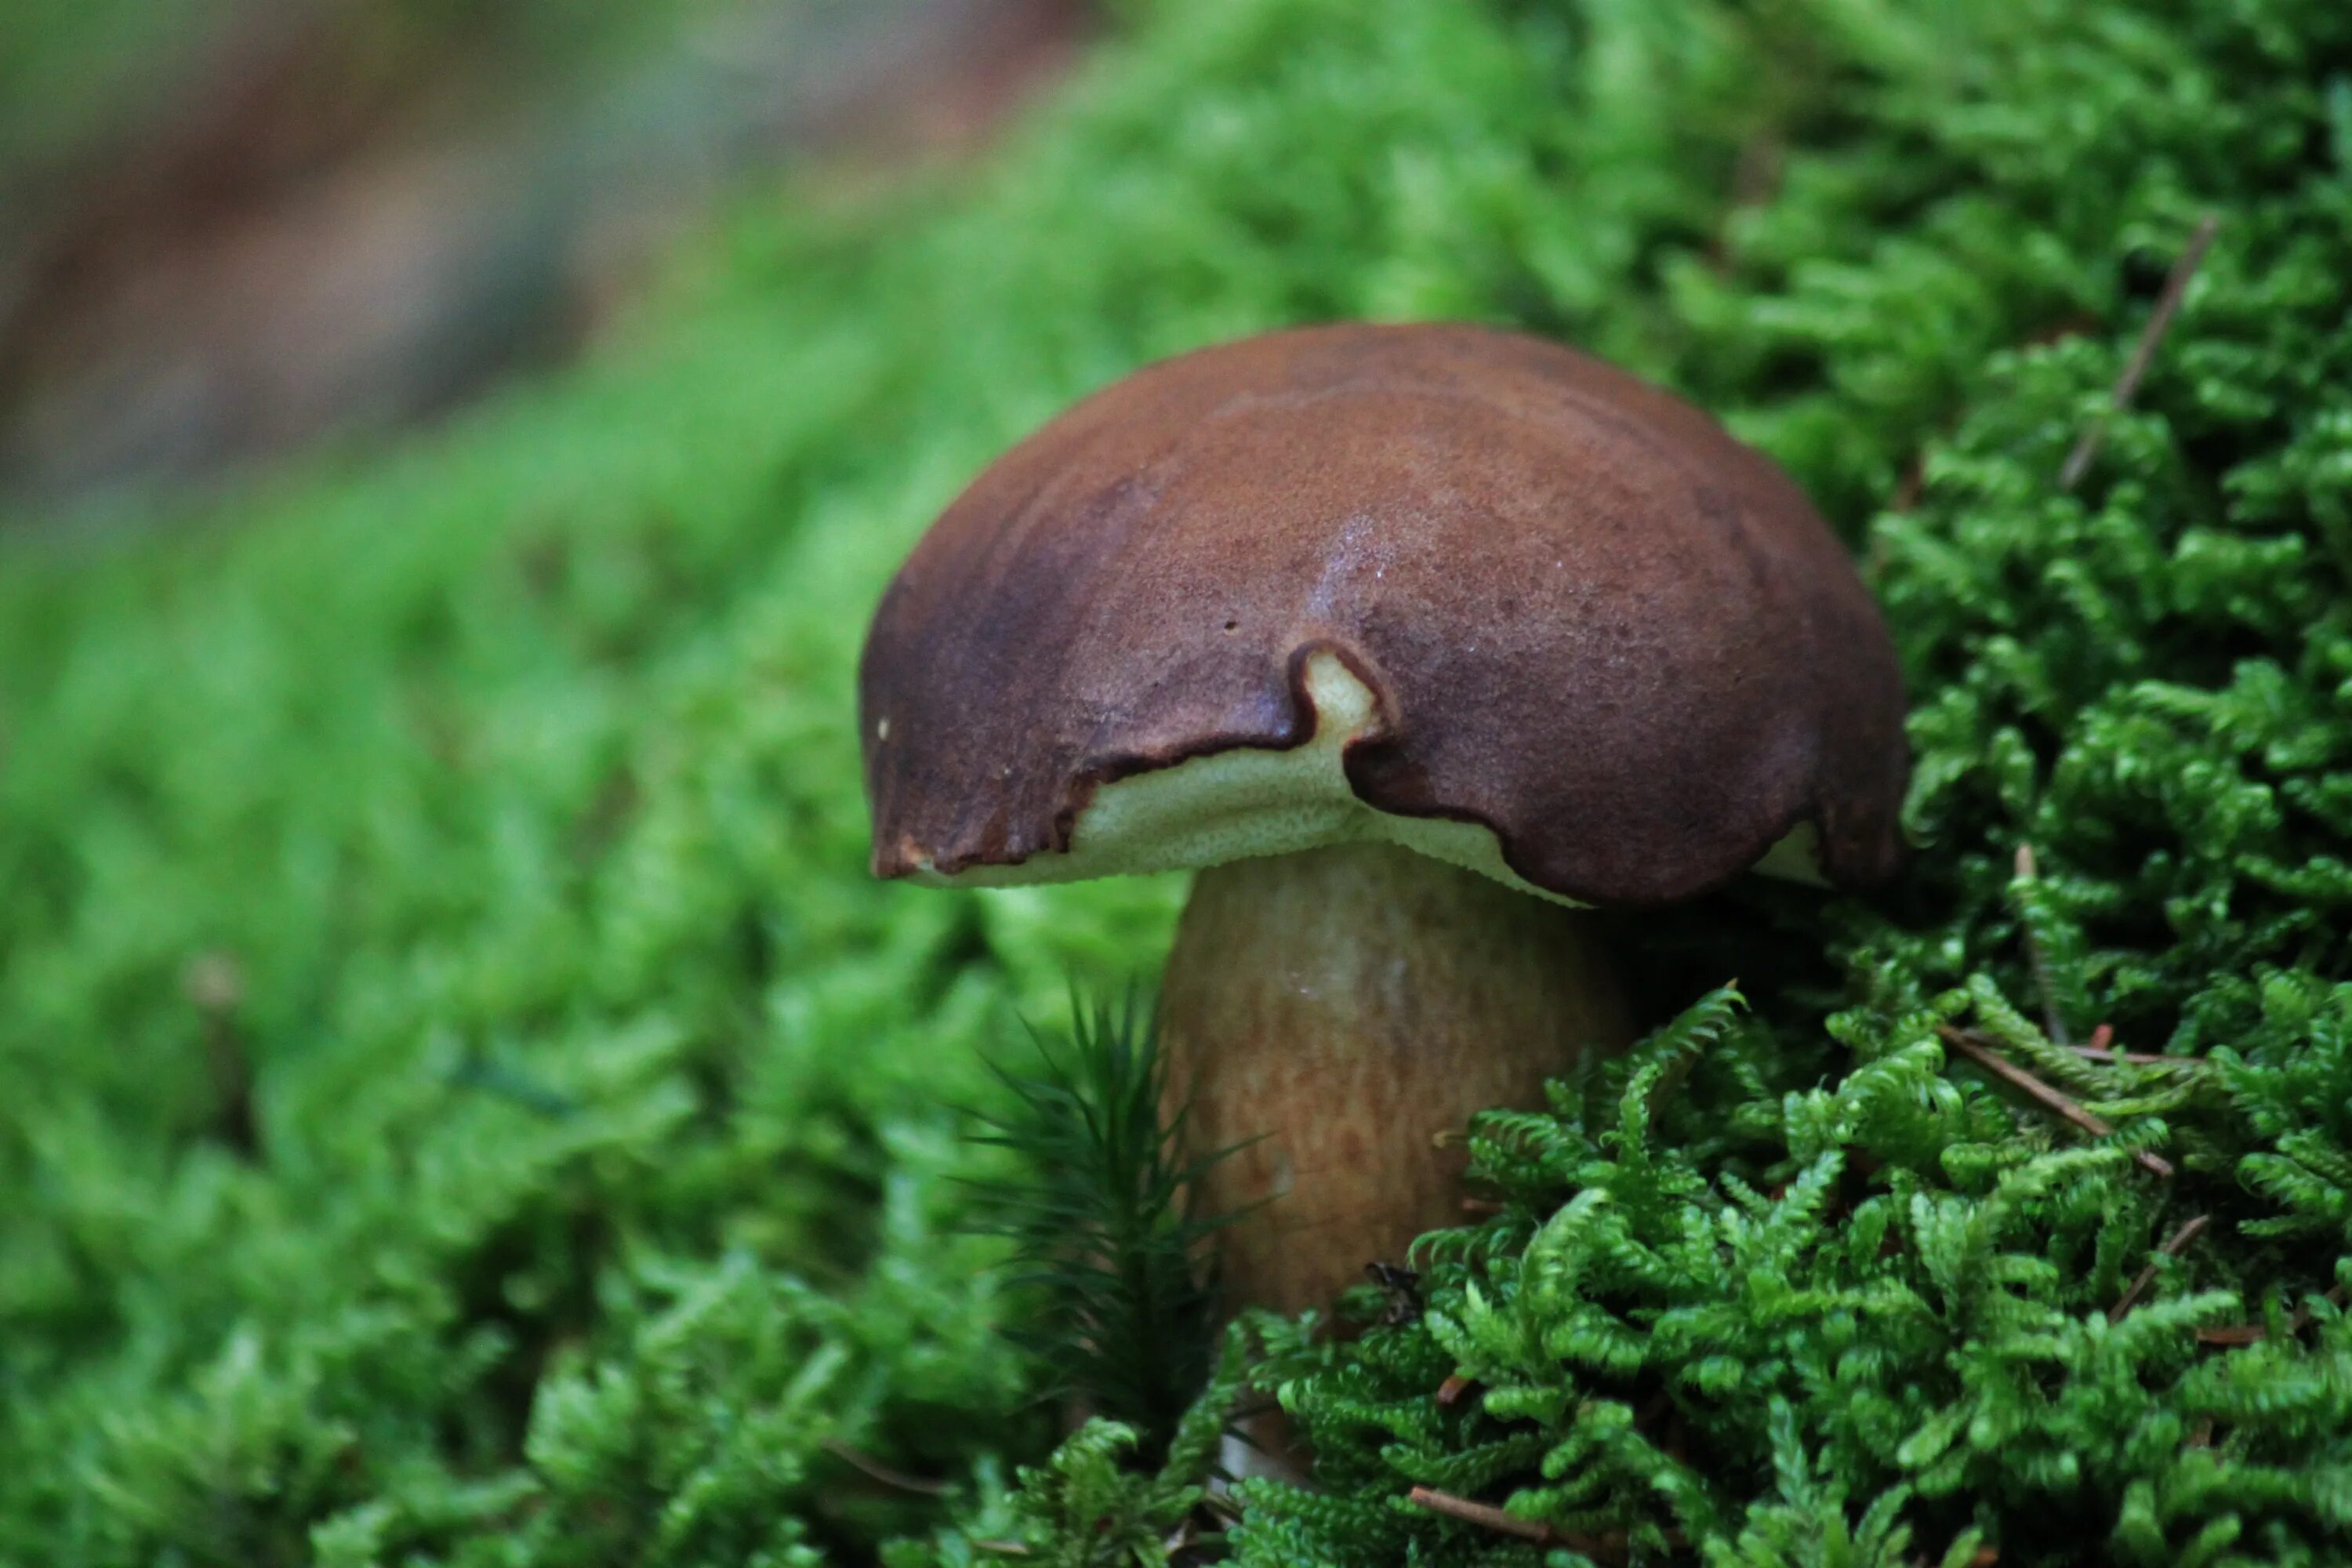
[0,0,1087,510]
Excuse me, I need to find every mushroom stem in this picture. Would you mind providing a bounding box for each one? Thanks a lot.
[1160,840,1633,1317]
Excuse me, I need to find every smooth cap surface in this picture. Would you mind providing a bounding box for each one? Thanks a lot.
[858,322,1908,907]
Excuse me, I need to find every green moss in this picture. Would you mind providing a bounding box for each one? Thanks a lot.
[3,0,2350,1563]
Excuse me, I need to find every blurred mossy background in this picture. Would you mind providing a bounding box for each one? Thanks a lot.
[5,1,2352,1563]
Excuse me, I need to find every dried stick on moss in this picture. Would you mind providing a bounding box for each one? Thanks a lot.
[2071,1024,2201,1069]
[819,1439,951,1496]
[2294,1283,2351,1334]
[2012,845,2071,1044]
[1405,1488,1659,1561]
[2110,1214,2209,1322]
[1936,1025,2174,1178]
[1406,1487,1690,1563]
[2197,1324,2271,1347]
[2206,1283,2352,1345]
[1406,1487,1555,1544]
[2059,212,2221,490]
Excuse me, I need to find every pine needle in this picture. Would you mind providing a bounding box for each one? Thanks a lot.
[1406,1486,1555,1542]
[2012,844,2072,1045]
[1936,1025,2174,1178]
[2059,212,2221,490]
[2109,1215,2209,1323]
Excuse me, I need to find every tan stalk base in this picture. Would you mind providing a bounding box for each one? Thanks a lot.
[1160,841,1634,1320]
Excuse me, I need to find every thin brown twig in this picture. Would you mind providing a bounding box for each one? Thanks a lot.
[185,950,260,1157]
[2072,1022,2208,1068]
[1405,1489,1673,1562]
[2109,1214,2209,1323]
[1436,1374,1474,1406]
[2071,1044,2201,1067]
[1888,453,1926,514]
[1936,1025,2175,1178]
[2287,1281,2349,1337]
[2198,1283,2348,1347]
[2059,212,2221,491]
[2013,845,2071,1045]
[2194,1323,2270,1346]
[1406,1487,1555,1544]
[820,1438,951,1496]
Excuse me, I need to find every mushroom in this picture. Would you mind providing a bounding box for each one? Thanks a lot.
[859,322,1907,1317]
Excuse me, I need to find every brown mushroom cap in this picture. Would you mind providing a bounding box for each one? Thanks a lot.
[859,322,1907,908]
